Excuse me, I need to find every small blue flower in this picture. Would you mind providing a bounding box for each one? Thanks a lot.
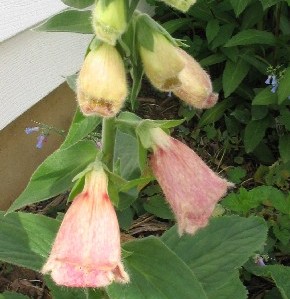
[25,127,39,134]
[36,134,46,149]
[271,75,277,85]
[256,257,266,267]
[265,75,272,85]
[271,84,278,93]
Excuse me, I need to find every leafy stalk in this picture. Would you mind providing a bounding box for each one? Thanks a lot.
[101,117,116,171]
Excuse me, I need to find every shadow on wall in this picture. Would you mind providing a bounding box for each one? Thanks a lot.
[0,83,76,210]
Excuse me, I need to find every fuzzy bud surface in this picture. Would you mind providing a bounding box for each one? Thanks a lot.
[42,169,129,287]
[150,128,233,235]
[173,48,218,109]
[161,0,197,12]
[77,43,127,117]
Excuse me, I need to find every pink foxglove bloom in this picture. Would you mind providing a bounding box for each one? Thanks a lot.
[149,128,233,235]
[173,48,219,109]
[42,168,129,287]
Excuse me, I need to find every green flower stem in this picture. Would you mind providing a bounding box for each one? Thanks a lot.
[128,0,141,19]
[101,117,116,171]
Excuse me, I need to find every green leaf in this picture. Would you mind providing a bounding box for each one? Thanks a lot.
[241,2,264,30]
[278,67,290,104]
[107,237,207,299]
[206,19,220,43]
[225,29,276,47]
[252,87,278,105]
[244,117,270,153]
[207,272,247,299]
[0,212,58,271]
[143,195,174,220]
[200,53,226,67]
[226,167,247,184]
[270,192,290,215]
[34,10,93,34]
[162,18,191,34]
[8,141,97,212]
[0,292,29,299]
[230,0,252,16]
[223,58,250,97]
[114,130,141,180]
[198,98,235,127]
[211,24,235,49]
[61,108,101,149]
[259,0,282,10]
[279,110,290,130]
[247,263,290,299]
[162,216,268,292]
[279,135,290,163]
[61,0,95,9]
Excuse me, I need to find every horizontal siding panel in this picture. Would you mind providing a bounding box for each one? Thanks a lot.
[0,30,92,130]
[0,0,67,42]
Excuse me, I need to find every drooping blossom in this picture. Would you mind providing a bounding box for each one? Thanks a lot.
[36,134,46,149]
[160,0,197,12]
[42,168,129,287]
[77,43,127,117]
[149,128,233,235]
[92,0,128,45]
[137,15,185,91]
[25,127,40,134]
[173,48,218,109]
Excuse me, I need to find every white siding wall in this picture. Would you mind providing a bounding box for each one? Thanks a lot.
[0,0,153,130]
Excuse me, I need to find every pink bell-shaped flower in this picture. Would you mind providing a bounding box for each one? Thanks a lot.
[149,128,233,235]
[42,168,129,287]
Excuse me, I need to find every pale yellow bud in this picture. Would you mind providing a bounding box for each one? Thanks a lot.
[92,0,128,45]
[173,48,218,109]
[161,0,197,12]
[139,32,185,91]
[77,44,128,117]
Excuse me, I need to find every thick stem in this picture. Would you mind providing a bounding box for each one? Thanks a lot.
[101,117,116,171]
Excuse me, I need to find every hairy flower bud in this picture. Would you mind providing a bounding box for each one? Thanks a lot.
[139,32,185,91]
[149,128,233,235]
[77,43,128,117]
[92,0,128,45]
[161,0,197,12]
[173,48,218,109]
[42,168,129,287]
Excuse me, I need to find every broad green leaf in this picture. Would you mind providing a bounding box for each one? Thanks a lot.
[246,263,290,299]
[260,0,282,10]
[200,53,226,67]
[278,67,290,104]
[198,98,235,127]
[162,18,191,34]
[241,2,264,29]
[114,130,141,180]
[207,272,247,299]
[211,24,235,49]
[223,58,250,97]
[143,195,174,220]
[61,0,95,9]
[222,186,284,213]
[0,292,29,299]
[279,135,290,163]
[8,141,97,212]
[225,29,276,47]
[61,108,101,149]
[252,87,278,105]
[230,0,252,16]
[206,19,220,43]
[279,110,290,130]
[270,192,290,215]
[226,166,247,184]
[34,10,93,34]
[0,212,59,271]
[107,237,207,299]
[162,216,268,291]
[244,117,270,153]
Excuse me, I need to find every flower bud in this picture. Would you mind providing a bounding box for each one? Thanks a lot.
[77,43,128,117]
[161,0,197,12]
[149,128,233,235]
[42,168,129,287]
[138,28,185,91]
[173,48,218,109]
[92,0,128,45]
